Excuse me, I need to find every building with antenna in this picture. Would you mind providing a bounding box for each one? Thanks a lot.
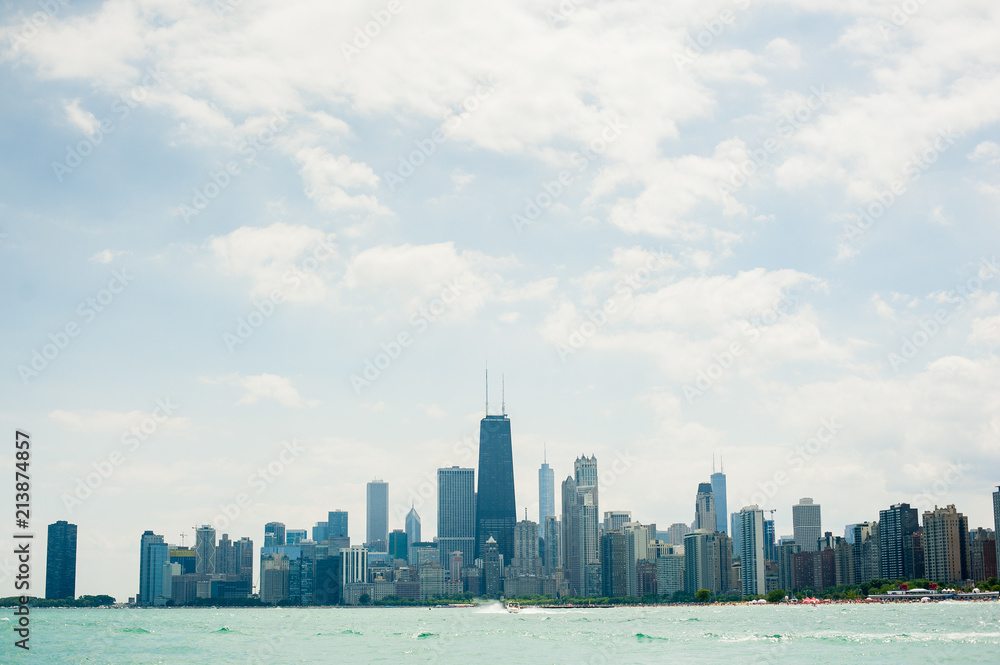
[710,456,728,534]
[474,369,517,563]
[538,446,555,538]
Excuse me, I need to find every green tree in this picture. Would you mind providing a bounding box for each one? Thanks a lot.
[694,588,711,603]
[358,594,371,606]
[766,589,785,603]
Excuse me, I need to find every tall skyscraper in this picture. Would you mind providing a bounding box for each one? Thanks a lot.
[438,466,476,566]
[264,522,286,547]
[730,513,741,557]
[878,503,920,580]
[994,488,1000,573]
[710,457,728,534]
[388,529,408,561]
[922,504,970,583]
[684,529,733,596]
[763,519,776,562]
[138,530,168,605]
[215,533,237,575]
[474,408,516,563]
[45,520,77,600]
[510,518,541,576]
[538,452,555,537]
[739,505,766,597]
[405,505,421,545]
[195,525,216,575]
[562,455,599,595]
[695,483,717,532]
[542,516,561,572]
[792,498,822,553]
[366,480,389,552]
[600,531,628,597]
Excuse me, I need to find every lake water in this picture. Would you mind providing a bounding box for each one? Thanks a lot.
[5,602,1000,663]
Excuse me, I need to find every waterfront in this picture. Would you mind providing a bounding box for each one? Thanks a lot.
[4,602,999,663]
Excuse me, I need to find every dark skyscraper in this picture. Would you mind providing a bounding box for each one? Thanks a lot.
[879,503,920,580]
[45,520,77,600]
[366,480,389,552]
[474,405,516,563]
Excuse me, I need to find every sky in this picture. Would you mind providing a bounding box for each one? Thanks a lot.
[1,0,999,602]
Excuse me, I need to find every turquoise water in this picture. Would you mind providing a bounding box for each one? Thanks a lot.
[4,602,1000,663]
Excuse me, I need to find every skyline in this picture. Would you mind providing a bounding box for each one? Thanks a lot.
[3,0,1000,606]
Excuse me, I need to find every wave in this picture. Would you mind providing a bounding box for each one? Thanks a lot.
[636,633,669,642]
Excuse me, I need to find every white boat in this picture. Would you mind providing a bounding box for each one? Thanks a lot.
[506,601,521,613]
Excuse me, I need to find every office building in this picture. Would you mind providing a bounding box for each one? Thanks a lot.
[603,510,631,534]
[195,525,216,575]
[388,529,408,562]
[792,498,822,553]
[437,466,476,567]
[539,454,555,537]
[286,529,307,545]
[45,520,77,600]
[601,531,628,597]
[710,459,728,534]
[405,505,421,546]
[264,522,286,548]
[341,545,368,586]
[510,518,542,576]
[562,455,599,596]
[139,530,168,605]
[666,522,690,546]
[366,480,389,552]
[763,519,776,562]
[475,410,517,563]
[878,503,920,580]
[695,483,716,532]
[683,529,733,596]
[542,516,561,572]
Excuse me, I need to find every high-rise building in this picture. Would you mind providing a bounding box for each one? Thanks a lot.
[510,518,542,576]
[683,529,733,596]
[286,529,307,545]
[623,522,657,598]
[994,488,1000,573]
[562,456,599,596]
[366,480,389,552]
[138,531,168,605]
[574,455,598,488]
[437,466,476,567]
[312,522,328,543]
[388,529,408,562]
[695,483,717,532]
[45,521,77,600]
[763,519,776,562]
[236,537,254,580]
[405,505,421,545]
[739,506,766,597]
[603,510,632,534]
[776,541,801,592]
[730,513,741,558]
[542,516,561,572]
[341,545,368,586]
[195,525,216,575]
[264,522,286,547]
[483,536,502,597]
[475,412,516,563]
[922,505,970,583]
[215,533,237,575]
[328,511,349,539]
[666,522,690,546]
[792,498,822,553]
[539,454,555,537]
[601,532,628,597]
[710,460,728,534]
[970,528,997,581]
[851,522,879,584]
[878,503,920,580]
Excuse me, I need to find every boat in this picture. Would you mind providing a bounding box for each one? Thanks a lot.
[506,601,521,614]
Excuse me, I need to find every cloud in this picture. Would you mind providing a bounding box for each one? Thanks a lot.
[203,373,318,408]
[48,408,188,433]
[89,249,130,264]
[63,98,99,135]
[294,147,389,214]
[968,141,1000,165]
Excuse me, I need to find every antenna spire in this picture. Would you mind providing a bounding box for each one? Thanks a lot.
[485,363,489,416]
[543,442,547,464]
[502,373,506,416]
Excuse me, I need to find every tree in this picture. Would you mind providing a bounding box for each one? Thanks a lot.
[358,594,371,606]
[694,589,711,603]
[766,589,785,603]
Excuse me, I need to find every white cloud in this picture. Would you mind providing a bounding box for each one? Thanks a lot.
[204,373,317,408]
[967,140,1000,164]
[63,98,99,135]
[89,249,130,264]
[294,147,389,214]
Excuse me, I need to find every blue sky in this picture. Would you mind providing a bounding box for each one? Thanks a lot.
[1,0,999,601]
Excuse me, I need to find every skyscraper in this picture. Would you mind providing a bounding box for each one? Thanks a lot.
[739,505,766,597]
[994,488,1000,573]
[510,518,542,576]
[264,522,286,547]
[922,504,970,583]
[695,483,717,532]
[405,505,421,545]
[538,452,555,537]
[195,525,216,575]
[138,530,168,605]
[710,458,728,534]
[328,510,349,539]
[792,498,822,553]
[666,522,690,546]
[562,455,599,596]
[603,510,632,534]
[438,466,476,566]
[474,411,516,563]
[878,503,920,580]
[45,520,77,600]
[366,480,389,552]
[763,519,776,562]
[542,515,561,572]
